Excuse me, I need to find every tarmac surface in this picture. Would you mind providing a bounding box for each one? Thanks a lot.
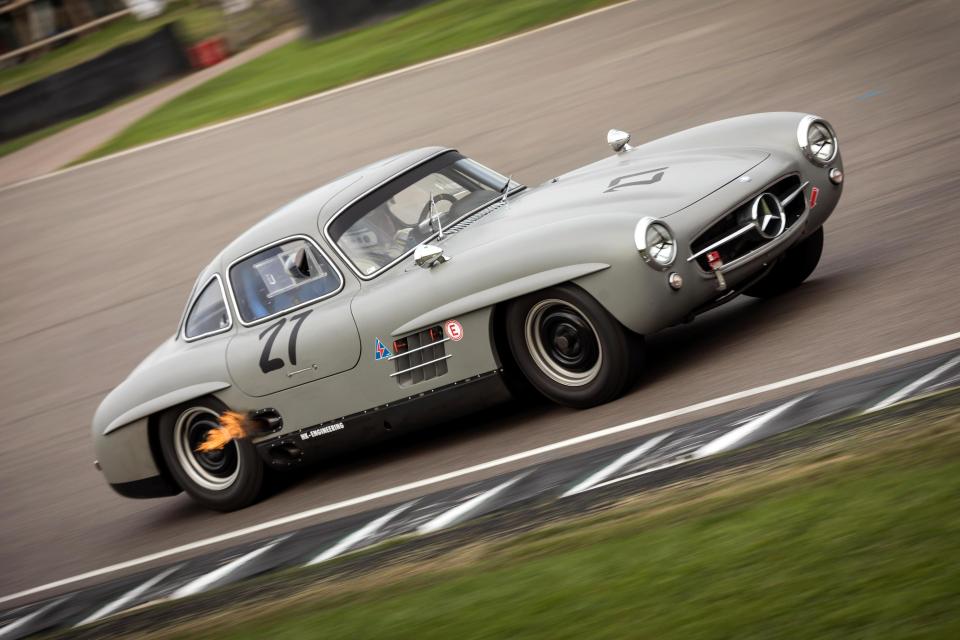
[1,0,959,601]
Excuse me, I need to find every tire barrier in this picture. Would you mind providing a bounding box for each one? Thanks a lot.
[0,23,189,142]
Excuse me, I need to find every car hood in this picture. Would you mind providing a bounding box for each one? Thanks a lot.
[520,147,767,218]
[433,147,767,256]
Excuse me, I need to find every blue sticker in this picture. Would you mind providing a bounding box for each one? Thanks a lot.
[374,338,392,361]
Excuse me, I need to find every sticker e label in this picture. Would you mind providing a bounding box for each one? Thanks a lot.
[444,319,464,341]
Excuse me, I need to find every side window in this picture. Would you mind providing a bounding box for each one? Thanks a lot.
[184,277,231,339]
[230,238,342,324]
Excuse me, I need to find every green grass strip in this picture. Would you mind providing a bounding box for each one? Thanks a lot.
[83,0,621,161]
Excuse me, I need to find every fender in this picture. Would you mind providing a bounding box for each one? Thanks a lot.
[392,263,610,335]
[103,381,232,435]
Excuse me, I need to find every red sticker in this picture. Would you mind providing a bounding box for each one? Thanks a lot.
[444,319,464,341]
[809,186,819,208]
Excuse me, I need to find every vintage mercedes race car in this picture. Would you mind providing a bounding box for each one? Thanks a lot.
[93,112,843,510]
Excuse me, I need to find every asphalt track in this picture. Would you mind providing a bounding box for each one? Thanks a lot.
[1,0,959,604]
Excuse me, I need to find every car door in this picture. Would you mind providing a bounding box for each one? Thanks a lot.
[225,235,361,397]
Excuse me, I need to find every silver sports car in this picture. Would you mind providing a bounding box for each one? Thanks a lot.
[93,112,843,510]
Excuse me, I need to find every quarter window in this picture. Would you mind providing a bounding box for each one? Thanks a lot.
[184,278,230,339]
[230,238,341,323]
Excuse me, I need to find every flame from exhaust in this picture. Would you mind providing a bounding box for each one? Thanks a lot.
[195,411,249,453]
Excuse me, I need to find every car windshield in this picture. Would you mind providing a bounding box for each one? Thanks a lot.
[327,152,515,276]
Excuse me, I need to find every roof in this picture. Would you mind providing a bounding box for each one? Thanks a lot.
[208,146,450,274]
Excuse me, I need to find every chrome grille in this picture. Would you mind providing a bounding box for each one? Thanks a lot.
[689,174,806,271]
[391,326,450,387]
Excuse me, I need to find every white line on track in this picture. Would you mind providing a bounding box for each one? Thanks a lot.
[579,395,808,494]
[0,596,68,639]
[865,354,960,413]
[2,331,959,607]
[308,501,415,566]
[562,432,673,497]
[418,473,526,534]
[0,0,641,195]
[76,565,180,627]
[694,395,808,458]
[169,536,287,600]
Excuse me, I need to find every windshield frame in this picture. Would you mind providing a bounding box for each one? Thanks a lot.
[323,150,523,281]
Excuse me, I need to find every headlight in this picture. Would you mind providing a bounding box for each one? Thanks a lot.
[634,217,676,269]
[797,115,838,166]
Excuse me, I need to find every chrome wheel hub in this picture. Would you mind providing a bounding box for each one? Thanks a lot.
[524,299,602,386]
[173,407,239,491]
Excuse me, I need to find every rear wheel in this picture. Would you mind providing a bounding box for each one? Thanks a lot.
[505,285,641,408]
[744,226,824,298]
[158,397,264,511]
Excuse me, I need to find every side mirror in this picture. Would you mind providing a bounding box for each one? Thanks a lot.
[414,244,450,269]
[607,128,633,153]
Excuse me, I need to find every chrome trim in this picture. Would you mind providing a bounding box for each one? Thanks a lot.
[225,234,345,327]
[686,173,806,263]
[717,211,810,274]
[797,115,838,166]
[286,365,316,377]
[750,193,786,240]
[389,353,453,377]
[687,225,755,262]
[385,337,450,361]
[634,217,677,270]
[780,180,810,207]
[414,243,451,269]
[181,274,234,343]
[322,150,524,281]
[607,128,633,153]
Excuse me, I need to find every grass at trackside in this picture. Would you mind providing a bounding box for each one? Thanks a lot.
[0,1,224,96]
[140,398,960,640]
[83,0,621,161]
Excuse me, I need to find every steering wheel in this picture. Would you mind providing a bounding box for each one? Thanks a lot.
[418,193,459,225]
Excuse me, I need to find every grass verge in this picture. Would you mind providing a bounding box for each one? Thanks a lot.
[90,393,960,640]
[82,0,622,161]
[0,1,224,97]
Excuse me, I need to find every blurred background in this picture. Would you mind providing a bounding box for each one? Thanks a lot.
[1,0,959,637]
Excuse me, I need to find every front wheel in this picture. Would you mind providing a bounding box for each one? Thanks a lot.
[744,226,824,299]
[505,285,641,409]
[158,397,264,511]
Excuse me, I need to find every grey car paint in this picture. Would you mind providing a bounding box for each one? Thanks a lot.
[92,111,842,492]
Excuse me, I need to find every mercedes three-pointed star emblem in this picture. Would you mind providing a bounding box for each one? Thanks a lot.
[750,192,787,240]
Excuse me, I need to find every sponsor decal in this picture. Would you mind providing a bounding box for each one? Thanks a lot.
[374,337,392,360]
[809,186,820,208]
[444,319,464,341]
[300,422,345,441]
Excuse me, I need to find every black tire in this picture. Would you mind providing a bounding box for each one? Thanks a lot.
[744,226,824,299]
[505,284,642,409]
[158,396,264,512]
